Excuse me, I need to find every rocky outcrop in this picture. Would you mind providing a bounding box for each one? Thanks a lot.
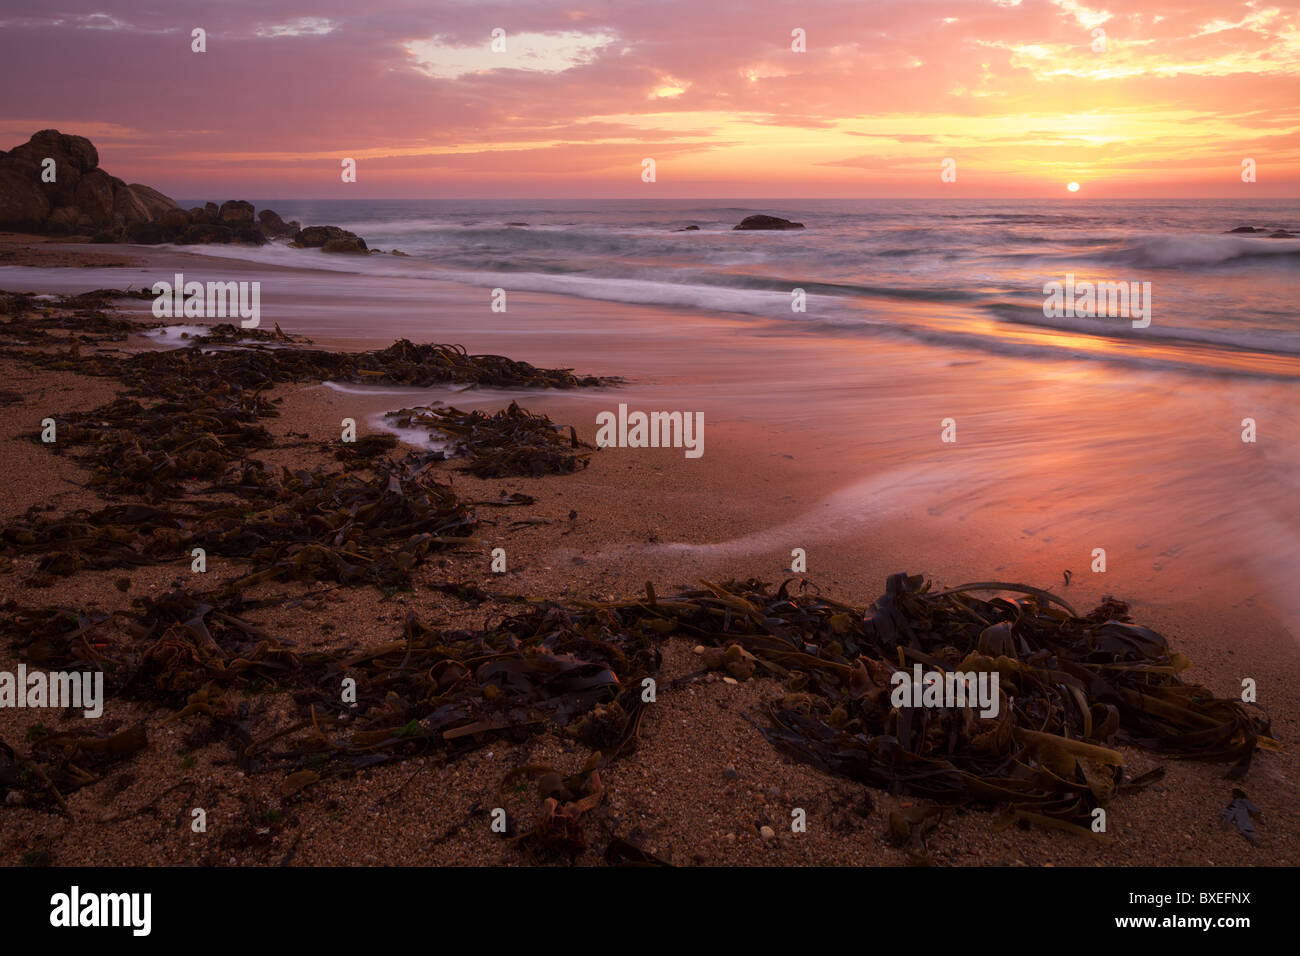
[219,200,255,225]
[295,225,367,250]
[1224,225,1297,238]
[733,214,804,230]
[321,237,368,254]
[0,129,180,233]
[257,208,297,238]
[2,130,372,252]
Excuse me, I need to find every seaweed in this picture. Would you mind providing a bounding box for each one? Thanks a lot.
[385,401,594,477]
[1,574,1271,842]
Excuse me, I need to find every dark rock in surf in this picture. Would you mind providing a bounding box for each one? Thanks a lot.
[179,223,233,244]
[322,237,367,254]
[218,200,255,225]
[733,214,804,231]
[296,225,367,250]
[1266,231,1296,239]
[1225,226,1262,233]
[674,225,700,231]
[258,208,299,238]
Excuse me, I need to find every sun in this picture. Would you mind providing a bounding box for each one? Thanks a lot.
[1067,182,1080,192]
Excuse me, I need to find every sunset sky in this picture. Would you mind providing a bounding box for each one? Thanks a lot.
[1,0,1297,198]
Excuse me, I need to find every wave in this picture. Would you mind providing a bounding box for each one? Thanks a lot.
[1076,234,1300,268]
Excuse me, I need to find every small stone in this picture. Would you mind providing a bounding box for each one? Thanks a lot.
[760,826,776,840]
[722,676,738,685]
[722,764,740,781]
[725,832,736,843]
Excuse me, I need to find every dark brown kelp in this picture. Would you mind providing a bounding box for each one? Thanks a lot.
[1,574,1272,838]
[617,574,1270,834]
[386,401,594,477]
[2,455,478,588]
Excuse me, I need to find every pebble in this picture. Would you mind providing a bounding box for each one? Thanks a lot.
[722,764,740,781]
[760,826,776,840]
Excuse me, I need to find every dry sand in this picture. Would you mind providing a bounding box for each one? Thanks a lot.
[0,239,1294,866]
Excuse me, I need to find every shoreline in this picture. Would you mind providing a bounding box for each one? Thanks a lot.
[0,238,1295,866]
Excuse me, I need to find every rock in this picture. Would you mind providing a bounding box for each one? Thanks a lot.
[159,208,191,232]
[129,184,181,222]
[1225,226,1262,233]
[219,200,255,225]
[297,225,367,250]
[1267,231,1297,239]
[0,129,179,234]
[321,237,367,253]
[760,826,776,840]
[733,214,804,230]
[257,208,298,238]
[73,169,118,226]
[722,764,740,781]
[232,226,266,246]
[46,207,82,233]
[674,225,700,231]
[506,221,529,226]
[124,221,168,244]
[178,223,233,244]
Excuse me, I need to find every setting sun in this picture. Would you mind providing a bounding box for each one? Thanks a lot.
[1068,182,1081,192]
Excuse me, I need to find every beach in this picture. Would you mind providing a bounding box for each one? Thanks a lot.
[0,234,1296,866]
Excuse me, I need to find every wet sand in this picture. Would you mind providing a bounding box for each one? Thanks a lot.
[1,240,1295,866]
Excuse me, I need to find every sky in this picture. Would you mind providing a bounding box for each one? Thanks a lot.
[1,0,1297,198]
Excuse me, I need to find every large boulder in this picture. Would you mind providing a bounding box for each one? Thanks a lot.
[160,208,191,232]
[257,208,299,238]
[179,223,233,244]
[0,129,179,233]
[321,237,367,254]
[130,184,181,221]
[733,214,805,230]
[296,225,366,249]
[219,199,255,224]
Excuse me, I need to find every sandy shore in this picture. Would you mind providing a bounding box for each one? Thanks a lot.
[1,239,1295,866]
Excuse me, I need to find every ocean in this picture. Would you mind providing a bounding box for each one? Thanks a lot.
[183,197,1300,379]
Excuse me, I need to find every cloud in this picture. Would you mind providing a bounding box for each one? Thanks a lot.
[0,0,1295,195]
[407,29,619,79]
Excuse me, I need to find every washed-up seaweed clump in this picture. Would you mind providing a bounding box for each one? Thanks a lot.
[3,454,478,589]
[5,334,619,393]
[386,401,594,477]
[0,574,1272,850]
[2,304,615,576]
[0,288,153,345]
[629,575,1270,835]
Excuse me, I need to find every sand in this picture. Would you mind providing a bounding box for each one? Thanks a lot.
[0,239,1295,866]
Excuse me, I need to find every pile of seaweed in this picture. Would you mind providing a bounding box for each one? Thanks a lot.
[386,401,594,477]
[1,573,1272,855]
[0,288,153,346]
[1,301,612,582]
[4,325,618,393]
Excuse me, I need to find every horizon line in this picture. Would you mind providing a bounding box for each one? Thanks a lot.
[169,195,1300,202]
